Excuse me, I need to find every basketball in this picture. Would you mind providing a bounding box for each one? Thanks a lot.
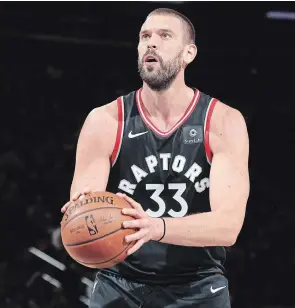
[60,191,136,269]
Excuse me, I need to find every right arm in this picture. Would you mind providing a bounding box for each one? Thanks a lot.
[64,101,118,210]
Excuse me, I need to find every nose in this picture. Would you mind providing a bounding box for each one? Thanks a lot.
[148,43,157,50]
[147,33,159,50]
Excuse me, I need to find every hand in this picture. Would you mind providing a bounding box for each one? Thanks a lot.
[117,193,164,256]
[61,187,91,213]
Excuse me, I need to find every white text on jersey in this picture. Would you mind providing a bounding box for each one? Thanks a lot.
[118,153,209,196]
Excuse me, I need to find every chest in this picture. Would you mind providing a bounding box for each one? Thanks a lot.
[123,124,208,181]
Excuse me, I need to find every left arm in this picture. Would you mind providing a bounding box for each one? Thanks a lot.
[121,103,250,254]
[156,106,250,247]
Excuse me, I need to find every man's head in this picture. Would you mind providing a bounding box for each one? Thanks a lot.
[138,8,197,91]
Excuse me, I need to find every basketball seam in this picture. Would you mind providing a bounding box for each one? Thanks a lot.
[64,227,123,246]
[61,207,123,231]
[75,242,133,265]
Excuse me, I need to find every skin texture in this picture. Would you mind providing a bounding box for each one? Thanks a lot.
[61,13,250,256]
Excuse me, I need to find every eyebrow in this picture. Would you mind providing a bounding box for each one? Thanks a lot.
[139,28,175,36]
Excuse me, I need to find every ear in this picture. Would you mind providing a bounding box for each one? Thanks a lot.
[183,44,197,67]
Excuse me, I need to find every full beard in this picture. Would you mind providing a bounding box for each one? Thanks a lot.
[138,50,183,92]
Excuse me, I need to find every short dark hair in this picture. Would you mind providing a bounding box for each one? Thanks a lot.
[148,8,195,44]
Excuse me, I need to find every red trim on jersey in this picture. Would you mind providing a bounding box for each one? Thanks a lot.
[110,97,124,166]
[204,98,218,163]
[136,88,200,137]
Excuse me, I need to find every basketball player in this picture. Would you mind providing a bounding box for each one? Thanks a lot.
[61,8,249,308]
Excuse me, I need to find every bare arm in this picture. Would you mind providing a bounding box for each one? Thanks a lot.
[153,102,250,246]
[70,102,118,199]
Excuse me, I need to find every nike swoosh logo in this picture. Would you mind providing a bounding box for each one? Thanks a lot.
[210,286,226,293]
[128,131,148,138]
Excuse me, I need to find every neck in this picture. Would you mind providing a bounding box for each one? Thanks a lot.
[141,74,194,119]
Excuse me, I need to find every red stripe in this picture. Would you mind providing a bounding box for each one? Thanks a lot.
[136,88,200,137]
[110,97,123,165]
[204,99,218,163]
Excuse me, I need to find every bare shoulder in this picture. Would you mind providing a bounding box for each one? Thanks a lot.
[209,101,249,156]
[78,100,119,155]
[87,100,118,126]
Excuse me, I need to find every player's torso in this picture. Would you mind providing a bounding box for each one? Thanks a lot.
[108,88,212,215]
[106,88,225,284]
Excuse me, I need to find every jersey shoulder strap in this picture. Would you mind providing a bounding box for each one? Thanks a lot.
[109,90,136,166]
[194,91,219,163]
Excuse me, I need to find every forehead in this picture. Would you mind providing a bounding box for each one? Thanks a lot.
[141,14,183,34]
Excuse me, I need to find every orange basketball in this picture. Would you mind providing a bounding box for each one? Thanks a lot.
[60,191,135,268]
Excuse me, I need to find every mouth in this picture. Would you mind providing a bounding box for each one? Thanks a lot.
[144,55,159,63]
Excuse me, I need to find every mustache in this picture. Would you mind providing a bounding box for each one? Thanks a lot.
[142,50,162,63]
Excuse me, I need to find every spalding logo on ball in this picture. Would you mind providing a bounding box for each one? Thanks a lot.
[60,191,135,269]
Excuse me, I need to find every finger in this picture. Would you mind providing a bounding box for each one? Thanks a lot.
[122,208,142,219]
[61,203,67,213]
[71,192,81,201]
[79,194,86,201]
[60,202,69,213]
[61,201,71,213]
[123,218,148,229]
[127,239,145,256]
[125,228,148,243]
[118,193,142,211]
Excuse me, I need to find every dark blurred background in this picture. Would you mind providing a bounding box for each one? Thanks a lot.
[0,1,294,308]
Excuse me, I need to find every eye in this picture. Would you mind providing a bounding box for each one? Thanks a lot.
[161,33,171,39]
[141,33,150,40]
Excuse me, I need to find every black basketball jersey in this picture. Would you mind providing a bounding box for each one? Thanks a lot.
[105,88,226,285]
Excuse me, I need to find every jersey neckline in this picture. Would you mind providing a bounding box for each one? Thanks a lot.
[136,88,201,137]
